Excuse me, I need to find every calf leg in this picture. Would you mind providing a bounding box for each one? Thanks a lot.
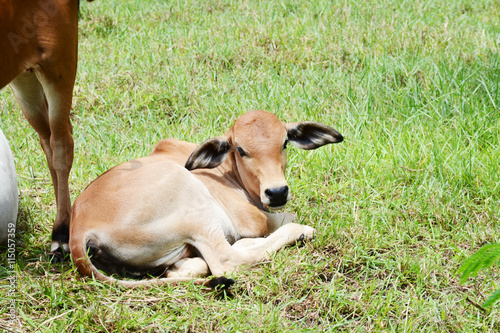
[165,258,210,278]
[194,223,316,276]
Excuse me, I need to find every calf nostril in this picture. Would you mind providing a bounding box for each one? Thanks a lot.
[265,186,289,201]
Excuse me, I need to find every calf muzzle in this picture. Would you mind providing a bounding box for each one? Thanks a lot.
[265,185,290,208]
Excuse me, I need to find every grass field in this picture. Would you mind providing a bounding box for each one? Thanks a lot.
[1,0,500,331]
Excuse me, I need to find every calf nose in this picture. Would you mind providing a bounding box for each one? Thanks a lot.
[265,186,289,207]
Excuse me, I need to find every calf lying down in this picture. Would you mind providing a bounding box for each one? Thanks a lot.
[69,110,343,288]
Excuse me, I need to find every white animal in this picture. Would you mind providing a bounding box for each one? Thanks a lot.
[0,129,18,246]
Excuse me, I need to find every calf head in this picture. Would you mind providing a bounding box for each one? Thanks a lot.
[185,110,343,210]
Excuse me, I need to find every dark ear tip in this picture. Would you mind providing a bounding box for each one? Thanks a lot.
[334,133,344,143]
[184,160,194,170]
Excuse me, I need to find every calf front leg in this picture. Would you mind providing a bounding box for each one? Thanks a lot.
[193,223,316,276]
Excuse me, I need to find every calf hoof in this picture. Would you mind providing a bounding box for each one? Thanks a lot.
[297,226,316,244]
[208,276,235,290]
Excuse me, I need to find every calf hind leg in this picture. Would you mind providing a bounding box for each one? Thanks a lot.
[166,258,235,289]
[165,258,210,278]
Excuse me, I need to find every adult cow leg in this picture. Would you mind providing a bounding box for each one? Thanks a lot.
[10,64,76,260]
[20,1,78,260]
[44,76,75,261]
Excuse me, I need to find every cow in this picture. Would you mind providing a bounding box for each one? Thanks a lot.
[0,0,94,259]
[69,110,343,288]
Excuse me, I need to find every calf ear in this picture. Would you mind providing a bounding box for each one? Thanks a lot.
[185,137,232,170]
[286,122,343,150]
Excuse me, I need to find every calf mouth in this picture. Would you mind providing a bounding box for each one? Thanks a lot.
[266,200,289,212]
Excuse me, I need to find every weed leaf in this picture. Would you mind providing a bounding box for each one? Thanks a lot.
[482,288,500,308]
[458,244,500,285]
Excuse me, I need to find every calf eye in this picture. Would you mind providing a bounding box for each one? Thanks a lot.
[237,146,248,157]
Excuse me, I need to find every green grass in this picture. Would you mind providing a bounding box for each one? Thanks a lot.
[1,0,500,331]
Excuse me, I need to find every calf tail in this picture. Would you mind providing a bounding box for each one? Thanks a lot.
[69,233,234,289]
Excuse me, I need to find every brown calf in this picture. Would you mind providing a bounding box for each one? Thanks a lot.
[69,111,343,288]
[0,0,94,259]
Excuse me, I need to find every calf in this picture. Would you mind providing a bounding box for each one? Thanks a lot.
[69,110,343,288]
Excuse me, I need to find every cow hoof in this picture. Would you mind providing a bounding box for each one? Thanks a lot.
[49,243,70,263]
[208,276,235,290]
